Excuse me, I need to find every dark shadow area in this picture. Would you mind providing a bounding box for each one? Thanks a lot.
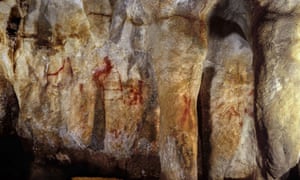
[209,16,246,40]
[6,5,21,38]
[29,153,160,180]
[0,136,160,180]
[280,164,300,180]
[197,67,215,180]
[208,0,248,40]
[0,135,33,180]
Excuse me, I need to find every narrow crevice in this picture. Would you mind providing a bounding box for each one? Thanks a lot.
[87,12,112,18]
[251,2,270,179]
[198,67,215,180]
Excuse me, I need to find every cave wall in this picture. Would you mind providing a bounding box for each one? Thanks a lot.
[0,0,300,179]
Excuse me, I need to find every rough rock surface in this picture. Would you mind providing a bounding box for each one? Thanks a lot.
[203,33,257,179]
[255,1,300,179]
[0,0,300,180]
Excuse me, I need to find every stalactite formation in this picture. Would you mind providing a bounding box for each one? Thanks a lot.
[0,0,300,179]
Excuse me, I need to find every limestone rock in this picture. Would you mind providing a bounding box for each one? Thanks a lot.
[203,33,257,179]
[0,0,300,180]
[255,4,300,179]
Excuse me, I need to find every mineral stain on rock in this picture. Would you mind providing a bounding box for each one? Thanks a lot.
[125,80,144,106]
[0,0,300,179]
[180,95,192,128]
[47,60,65,77]
[93,56,113,87]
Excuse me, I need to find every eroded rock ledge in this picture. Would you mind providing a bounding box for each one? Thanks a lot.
[0,0,300,179]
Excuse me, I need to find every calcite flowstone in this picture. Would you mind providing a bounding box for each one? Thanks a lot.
[0,0,300,179]
[255,2,300,178]
[203,33,257,179]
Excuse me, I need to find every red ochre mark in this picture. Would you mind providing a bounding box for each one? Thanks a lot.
[47,60,65,77]
[228,106,240,116]
[110,129,121,138]
[244,108,254,117]
[248,89,254,96]
[227,106,240,120]
[239,121,243,127]
[79,83,84,93]
[216,102,225,109]
[93,56,113,87]
[180,95,191,126]
[126,80,144,105]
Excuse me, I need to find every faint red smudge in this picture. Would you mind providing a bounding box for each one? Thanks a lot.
[244,108,254,117]
[248,89,254,96]
[227,106,240,120]
[216,102,225,109]
[47,60,65,77]
[110,129,121,138]
[127,80,144,105]
[93,56,113,87]
[180,95,191,126]
[239,121,243,127]
[228,106,240,116]
[79,83,84,93]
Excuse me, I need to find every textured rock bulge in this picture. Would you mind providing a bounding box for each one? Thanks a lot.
[0,0,300,179]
